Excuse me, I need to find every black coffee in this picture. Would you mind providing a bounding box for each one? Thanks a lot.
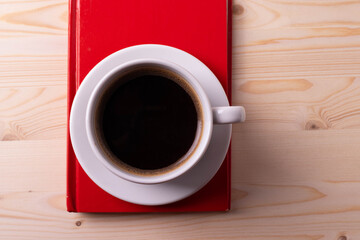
[95,68,200,173]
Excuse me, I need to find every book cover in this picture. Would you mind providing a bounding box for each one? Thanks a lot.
[67,0,232,212]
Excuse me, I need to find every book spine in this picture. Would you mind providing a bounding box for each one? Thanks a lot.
[66,0,78,212]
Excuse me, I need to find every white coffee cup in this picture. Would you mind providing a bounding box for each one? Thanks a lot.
[85,58,245,184]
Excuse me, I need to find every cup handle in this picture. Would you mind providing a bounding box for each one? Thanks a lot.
[212,106,246,124]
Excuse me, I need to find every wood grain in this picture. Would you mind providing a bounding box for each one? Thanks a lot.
[1,0,360,239]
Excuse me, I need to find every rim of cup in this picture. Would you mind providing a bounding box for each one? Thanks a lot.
[85,58,213,184]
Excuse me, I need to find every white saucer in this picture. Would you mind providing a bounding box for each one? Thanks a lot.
[70,44,231,205]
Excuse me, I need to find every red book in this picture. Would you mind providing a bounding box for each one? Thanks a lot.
[67,0,232,212]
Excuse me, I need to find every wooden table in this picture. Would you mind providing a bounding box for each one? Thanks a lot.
[1,0,360,239]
